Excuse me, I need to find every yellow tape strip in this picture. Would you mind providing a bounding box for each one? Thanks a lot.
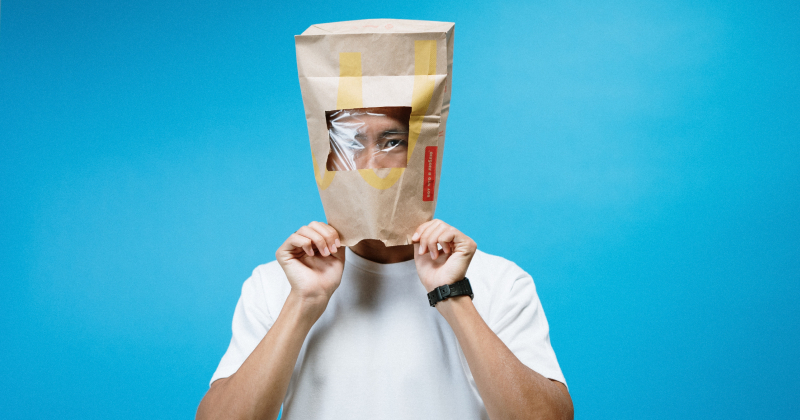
[313,52,364,190]
[312,153,335,190]
[407,40,437,163]
[337,52,363,109]
[357,168,404,190]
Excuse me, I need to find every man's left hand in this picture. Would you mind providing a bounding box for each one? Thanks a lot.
[411,219,477,292]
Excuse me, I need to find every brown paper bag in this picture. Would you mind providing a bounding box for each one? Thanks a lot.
[295,19,455,246]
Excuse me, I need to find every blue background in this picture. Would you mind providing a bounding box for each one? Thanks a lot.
[1,0,798,418]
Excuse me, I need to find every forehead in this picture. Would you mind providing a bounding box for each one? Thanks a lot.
[347,113,406,128]
[327,107,411,131]
[334,115,409,138]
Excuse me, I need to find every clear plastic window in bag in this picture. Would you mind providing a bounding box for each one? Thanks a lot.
[325,106,412,171]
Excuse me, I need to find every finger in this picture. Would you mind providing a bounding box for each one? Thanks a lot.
[419,220,445,258]
[417,220,442,255]
[319,222,342,251]
[299,225,332,256]
[442,227,476,254]
[441,226,477,254]
[313,222,340,253]
[438,227,457,247]
[309,221,340,254]
[440,236,452,254]
[426,222,450,259]
[437,227,460,255]
[281,233,314,257]
[434,225,461,256]
[320,223,341,254]
[297,226,331,257]
[412,220,438,243]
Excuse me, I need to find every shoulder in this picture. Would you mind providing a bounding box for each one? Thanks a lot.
[250,260,289,285]
[467,249,541,322]
[468,249,533,290]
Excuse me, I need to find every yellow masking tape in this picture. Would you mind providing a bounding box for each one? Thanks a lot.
[314,52,364,190]
[414,40,437,76]
[312,152,336,190]
[358,167,405,190]
[407,40,437,163]
[337,52,363,109]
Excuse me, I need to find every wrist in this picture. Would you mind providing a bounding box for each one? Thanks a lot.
[427,277,473,307]
[435,295,475,319]
[286,290,330,322]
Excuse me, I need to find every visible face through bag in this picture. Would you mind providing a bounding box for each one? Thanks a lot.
[326,107,412,171]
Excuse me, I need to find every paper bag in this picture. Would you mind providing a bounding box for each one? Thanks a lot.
[295,19,455,246]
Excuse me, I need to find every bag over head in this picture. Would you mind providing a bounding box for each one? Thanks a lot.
[295,19,454,246]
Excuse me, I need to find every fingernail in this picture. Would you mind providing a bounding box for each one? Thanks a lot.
[412,233,419,241]
[430,250,435,259]
[322,247,329,256]
[335,239,341,247]
[330,245,337,254]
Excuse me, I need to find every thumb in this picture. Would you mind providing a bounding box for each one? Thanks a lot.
[412,243,424,263]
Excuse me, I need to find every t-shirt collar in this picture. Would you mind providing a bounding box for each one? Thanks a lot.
[344,247,418,276]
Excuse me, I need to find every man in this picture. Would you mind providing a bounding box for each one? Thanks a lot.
[196,220,573,419]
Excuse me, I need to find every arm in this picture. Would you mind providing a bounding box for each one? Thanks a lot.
[437,297,573,420]
[412,220,573,420]
[197,222,344,420]
[197,292,325,420]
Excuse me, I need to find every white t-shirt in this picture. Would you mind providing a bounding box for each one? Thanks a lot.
[211,248,566,419]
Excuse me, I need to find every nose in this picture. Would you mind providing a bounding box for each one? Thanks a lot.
[354,151,378,170]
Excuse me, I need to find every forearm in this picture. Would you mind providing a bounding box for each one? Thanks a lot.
[197,292,325,420]
[437,296,573,420]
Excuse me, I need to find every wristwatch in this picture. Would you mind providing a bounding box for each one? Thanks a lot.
[427,278,474,307]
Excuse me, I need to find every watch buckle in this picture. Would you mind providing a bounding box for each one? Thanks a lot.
[438,284,450,300]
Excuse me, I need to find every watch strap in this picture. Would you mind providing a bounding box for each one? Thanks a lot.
[428,277,473,307]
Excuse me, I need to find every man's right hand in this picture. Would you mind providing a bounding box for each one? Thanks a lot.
[276,221,345,314]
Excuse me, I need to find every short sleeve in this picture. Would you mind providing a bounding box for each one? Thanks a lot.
[209,269,274,387]
[486,260,567,388]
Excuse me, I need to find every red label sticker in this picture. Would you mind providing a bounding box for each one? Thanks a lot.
[423,146,437,201]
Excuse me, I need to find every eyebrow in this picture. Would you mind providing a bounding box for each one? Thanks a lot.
[379,130,408,137]
[353,130,409,142]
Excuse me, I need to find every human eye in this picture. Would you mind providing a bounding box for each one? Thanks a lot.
[378,138,406,152]
[386,139,403,148]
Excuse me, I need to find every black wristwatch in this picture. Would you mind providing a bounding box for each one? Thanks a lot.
[427,278,474,307]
